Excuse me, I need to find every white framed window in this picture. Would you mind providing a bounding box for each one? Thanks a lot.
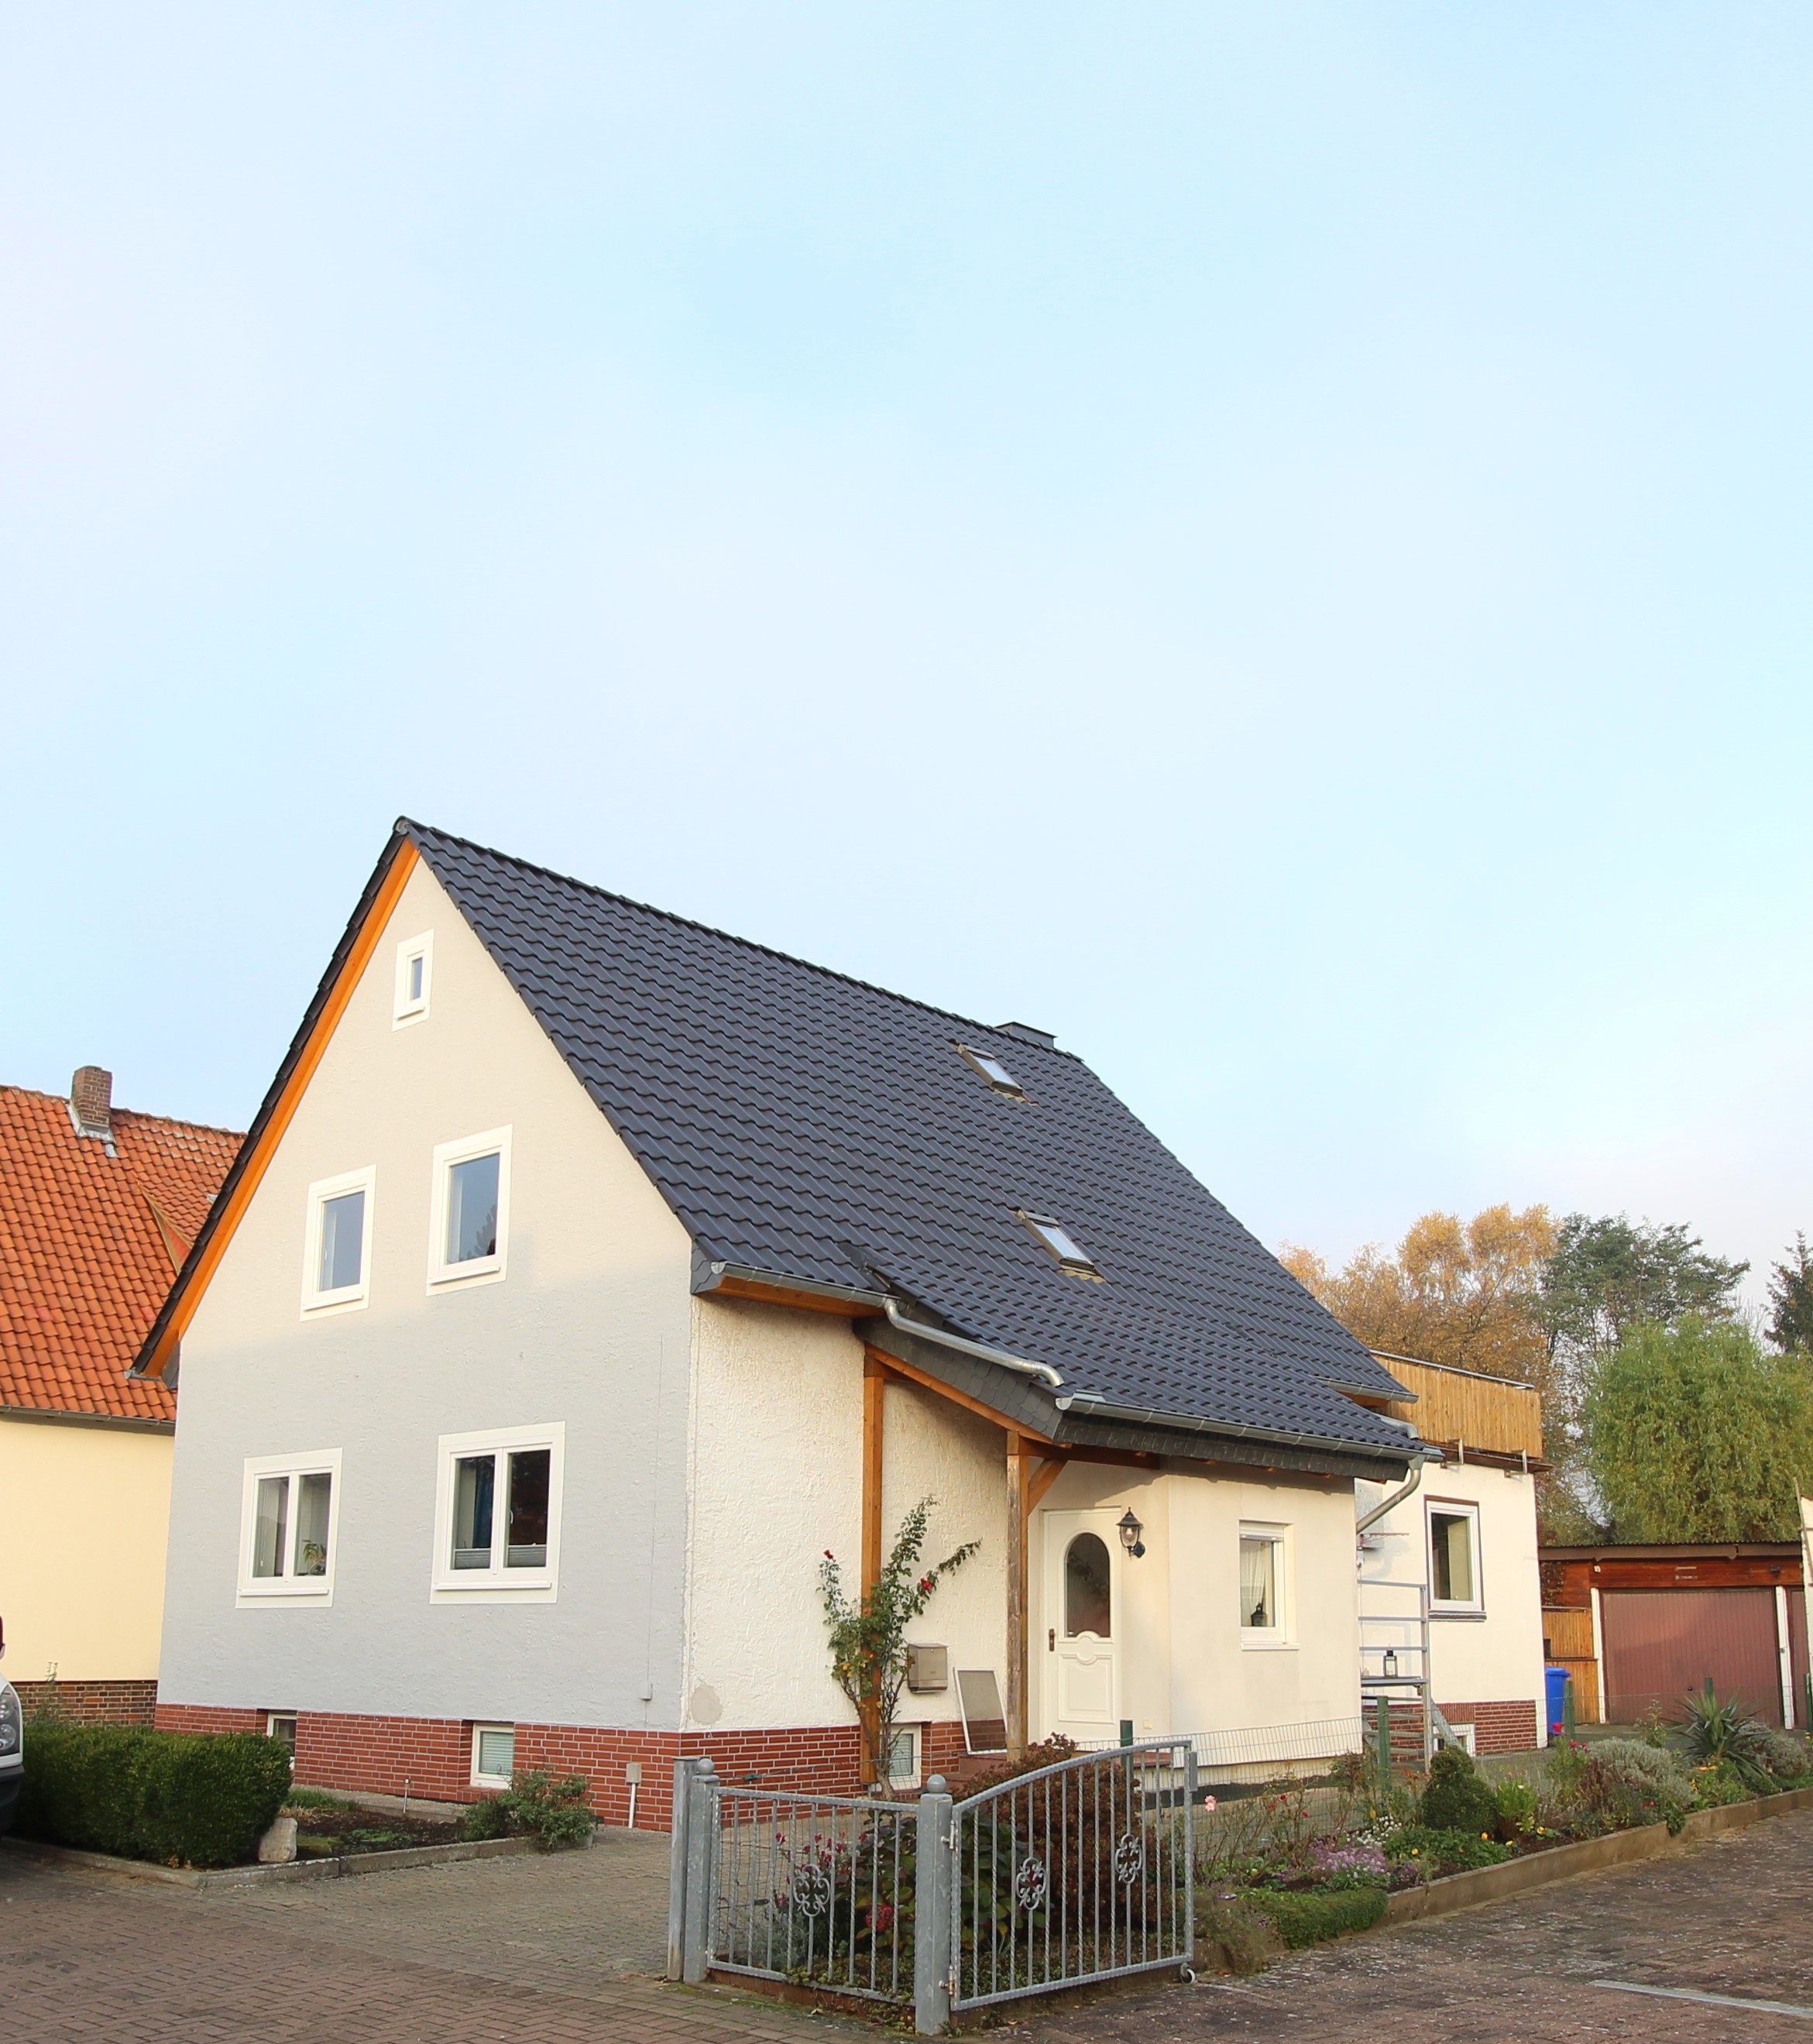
[471,1723,516,1788]
[393,930,434,1027]
[427,1128,511,1290]
[239,1451,342,1605]
[300,1166,375,1315]
[431,1423,564,1602]
[1238,1524,1293,1647]
[1428,1502,1485,1615]
[884,1725,922,1791]
[266,1712,297,1755]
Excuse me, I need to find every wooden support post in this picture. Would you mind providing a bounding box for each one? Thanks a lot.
[860,1355,887,1782]
[863,1356,886,1595]
[1006,1431,1034,1757]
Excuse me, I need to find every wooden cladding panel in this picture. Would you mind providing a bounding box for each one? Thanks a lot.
[1382,1357,1543,1459]
[1543,1607,1595,1659]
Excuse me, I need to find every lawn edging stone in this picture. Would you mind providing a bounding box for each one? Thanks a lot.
[1381,1783,1813,1930]
[0,1830,538,1889]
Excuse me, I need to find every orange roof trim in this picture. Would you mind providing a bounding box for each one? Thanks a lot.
[135,833,420,1382]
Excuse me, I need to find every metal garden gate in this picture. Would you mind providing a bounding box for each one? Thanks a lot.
[670,1740,1196,2035]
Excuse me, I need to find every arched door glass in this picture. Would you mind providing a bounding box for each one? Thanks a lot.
[1064,1532,1112,1637]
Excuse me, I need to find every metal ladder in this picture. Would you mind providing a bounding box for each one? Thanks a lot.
[1357,1575,1458,1767]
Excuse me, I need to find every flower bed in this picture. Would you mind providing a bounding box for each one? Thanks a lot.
[1196,1699,1813,1972]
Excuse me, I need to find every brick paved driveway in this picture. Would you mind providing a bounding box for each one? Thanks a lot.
[1009,1805,1813,2044]
[0,1828,843,2044]
[10,1808,1813,2042]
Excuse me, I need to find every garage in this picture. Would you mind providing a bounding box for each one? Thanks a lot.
[1540,1542,1810,1728]
[1600,1587,1784,1725]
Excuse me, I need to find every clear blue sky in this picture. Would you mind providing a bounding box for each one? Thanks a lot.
[5,5,1808,1300]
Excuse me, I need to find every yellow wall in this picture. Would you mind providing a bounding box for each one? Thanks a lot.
[0,1417,173,1681]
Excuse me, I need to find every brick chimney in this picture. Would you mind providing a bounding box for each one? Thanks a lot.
[70,1065,113,1142]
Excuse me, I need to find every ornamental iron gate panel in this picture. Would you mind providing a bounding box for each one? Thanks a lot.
[949,1740,1195,2014]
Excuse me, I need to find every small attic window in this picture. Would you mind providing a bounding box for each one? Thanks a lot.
[957,1044,1028,1099]
[1018,1211,1101,1278]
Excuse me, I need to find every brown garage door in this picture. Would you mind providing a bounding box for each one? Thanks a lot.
[1601,1588,1784,1725]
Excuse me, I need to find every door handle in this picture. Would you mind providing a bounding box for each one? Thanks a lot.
[1048,1628,1056,1651]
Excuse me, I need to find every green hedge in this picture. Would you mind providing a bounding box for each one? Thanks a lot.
[19,1724,290,1868]
[1251,1886,1388,1948]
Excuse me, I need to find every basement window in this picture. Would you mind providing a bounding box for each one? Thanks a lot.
[956,1044,1028,1099]
[1017,1211,1100,1277]
[472,1724,517,1790]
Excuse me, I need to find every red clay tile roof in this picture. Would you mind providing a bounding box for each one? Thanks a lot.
[0,1086,241,1423]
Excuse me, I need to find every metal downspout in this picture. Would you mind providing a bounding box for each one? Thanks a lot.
[1355,1449,1432,1537]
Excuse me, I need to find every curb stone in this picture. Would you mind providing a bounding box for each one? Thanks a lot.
[1381,1782,1813,1928]
[0,1830,539,1889]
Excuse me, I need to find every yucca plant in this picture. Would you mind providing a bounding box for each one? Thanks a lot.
[1673,1681,1776,1792]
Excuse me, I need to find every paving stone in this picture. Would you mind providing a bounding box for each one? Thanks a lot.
[1004,1805,1813,2042]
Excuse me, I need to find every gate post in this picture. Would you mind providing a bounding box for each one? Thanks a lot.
[1183,1742,1198,1967]
[913,1774,953,2035]
[681,1759,717,1986]
[665,1758,693,1980]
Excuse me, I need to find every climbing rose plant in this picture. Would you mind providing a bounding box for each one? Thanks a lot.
[819,1496,978,1791]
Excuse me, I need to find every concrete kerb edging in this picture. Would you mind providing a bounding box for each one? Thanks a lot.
[0,1830,539,1890]
[1381,1783,1813,1929]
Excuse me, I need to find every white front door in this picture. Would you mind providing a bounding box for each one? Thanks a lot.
[1041,1510,1121,1742]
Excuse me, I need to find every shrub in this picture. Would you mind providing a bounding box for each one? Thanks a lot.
[1754,1727,1812,1785]
[1419,1747,1499,1837]
[1386,1826,1512,1875]
[1673,1682,1778,1792]
[1251,1886,1389,1947]
[1493,1778,1537,1840]
[462,1793,513,1840]
[19,1725,290,1869]
[458,1770,596,1847]
[1548,1738,1691,1835]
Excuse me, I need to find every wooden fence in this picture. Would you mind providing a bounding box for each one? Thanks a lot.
[1378,1355,1544,1461]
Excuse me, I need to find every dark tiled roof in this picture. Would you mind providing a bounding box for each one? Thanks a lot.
[0,1087,241,1421]
[407,823,1413,1458]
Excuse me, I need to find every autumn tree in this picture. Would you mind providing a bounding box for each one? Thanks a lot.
[1280,1204,1556,1390]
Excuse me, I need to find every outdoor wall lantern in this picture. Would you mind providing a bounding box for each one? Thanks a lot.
[1116,1510,1146,1559]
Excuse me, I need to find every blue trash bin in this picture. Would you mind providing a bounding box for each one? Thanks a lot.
[1545,1664,1572,1737]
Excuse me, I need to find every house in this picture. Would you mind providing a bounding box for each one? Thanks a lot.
[0,1070,239,1721]
[1540,1542,1809,1728]
[138,819,1449,1824]
[1356,1354,1549,1754]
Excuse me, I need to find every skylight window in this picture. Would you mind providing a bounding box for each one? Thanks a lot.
[1018,1211,1101,1278]
[957,1044,1028,1098]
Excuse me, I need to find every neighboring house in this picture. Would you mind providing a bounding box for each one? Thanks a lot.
[1355,1355,1549,1754]
[0,1070,239,1721]
[138,820,1450,1824]
[1540,1543,1809,1728]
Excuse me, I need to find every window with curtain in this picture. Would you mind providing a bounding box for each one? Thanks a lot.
[1240,1531,1281,1632]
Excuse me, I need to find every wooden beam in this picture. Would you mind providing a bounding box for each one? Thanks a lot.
[860,1345,1057,1445]
[1005,1432,1035,1757]
[1028,1455,1068,1512]
[711,1275,865,1317]
[863,1356,886,1594]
